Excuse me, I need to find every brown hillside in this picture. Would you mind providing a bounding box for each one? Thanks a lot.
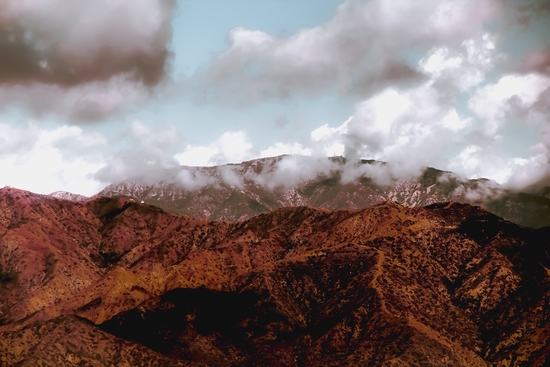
[1,187,549,366]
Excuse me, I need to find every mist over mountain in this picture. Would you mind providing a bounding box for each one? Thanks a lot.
[98,155,550,229]
[2,0,550,365]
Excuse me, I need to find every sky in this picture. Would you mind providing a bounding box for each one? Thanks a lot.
[0,0,550,196]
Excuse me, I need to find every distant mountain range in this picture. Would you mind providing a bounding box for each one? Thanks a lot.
[93,156,550,228]
[48,191,89,202]
[1,187,549,365]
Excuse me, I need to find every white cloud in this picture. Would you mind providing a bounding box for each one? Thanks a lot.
[3,0,550,196]
[450,145,483,175]
[249,155,339,190]
[448,143,550,187]
[0,122,40,155]
[177,169,216,191]
[0,124,106,195]
[311,123,347,142]
[340,160,423,186]
[260,142,312,158]
[194,0,502,104]
[174,146,216,167]
[229,27,273,51]
[312,79,469,166]
[419,33,498,91]
[93,120,185,185]
[174,131,254,166]
[420,47,463,78]
[441,109,472,131]
[503,153,550,189]
[217,166,244,188]
[468,74,550,133]
[310,122,349,157]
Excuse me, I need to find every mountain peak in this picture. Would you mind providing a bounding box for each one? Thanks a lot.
[48,191,89,202]
[99,157,550,228]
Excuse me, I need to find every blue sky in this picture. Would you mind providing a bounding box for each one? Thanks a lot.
[146,0,353,149]
[1,0,550,195]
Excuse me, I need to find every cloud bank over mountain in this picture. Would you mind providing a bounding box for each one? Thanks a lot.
[1,0,550,196]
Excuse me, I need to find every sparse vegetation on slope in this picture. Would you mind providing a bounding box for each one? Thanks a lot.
[0,188,549,366]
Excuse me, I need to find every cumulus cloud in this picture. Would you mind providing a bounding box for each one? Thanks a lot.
[88,59,550,195]
[94,120,184,185]
[1,122,253,195]
[418,33,500,93]
[0,0,175,87]
[310,69,550,189]
[174,131,255,166]
[192,0,502,105]
[4,0,550,197]
[442,72,550,189]
[311,123,348,157]
[0,122,40,155]
[260,142,312,158]
[435,115,550,187]
[232,155,424,191]
[468,73,550,133]
[275,14,548,192]
[0,124,105,195]
[314,80,474,168]
[174,0,550,192]
[0,0,176,120]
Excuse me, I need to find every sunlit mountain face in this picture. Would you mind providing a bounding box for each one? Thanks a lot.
[2,0,550,366]
[1,188,550,366]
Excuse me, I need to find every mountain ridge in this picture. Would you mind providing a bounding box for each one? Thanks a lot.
[99,156,550,228]
[1,187,549,366]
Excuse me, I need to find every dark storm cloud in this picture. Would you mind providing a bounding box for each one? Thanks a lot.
[0,77,145,122]
[514,0,550,26]
[0,0,176,122]
[0,0,176,87]
[515,48,550,76]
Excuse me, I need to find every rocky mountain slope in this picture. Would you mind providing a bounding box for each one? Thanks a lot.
[99,156,550,228]
[48,191,89,202]
[1,187,550,366]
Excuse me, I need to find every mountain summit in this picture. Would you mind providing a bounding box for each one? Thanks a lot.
[100,156,550,228]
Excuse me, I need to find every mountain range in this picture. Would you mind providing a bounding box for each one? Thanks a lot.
[96,156,550,229]
[1,186,550,366]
